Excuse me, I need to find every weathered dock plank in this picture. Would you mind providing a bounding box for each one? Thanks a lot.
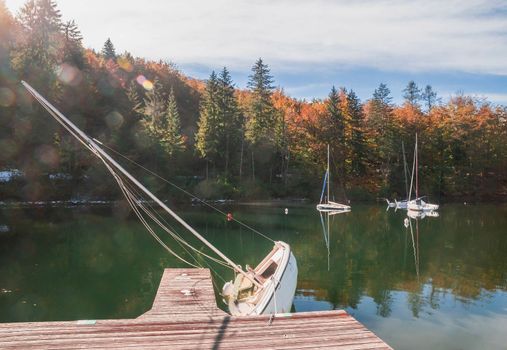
[138,268,227,320]
[0,268,392,349]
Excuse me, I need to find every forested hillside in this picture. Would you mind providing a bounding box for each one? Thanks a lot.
[1,0,506,202]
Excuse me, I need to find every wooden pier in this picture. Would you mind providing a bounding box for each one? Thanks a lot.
[0,268,392,349]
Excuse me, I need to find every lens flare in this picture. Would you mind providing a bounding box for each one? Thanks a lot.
[0,87,15,107]
[56,64,82,86]
[117,57,133,72]
[136,75,146,85]
[142,80,153,90]
[35,145,59,168]
[13,119,32,140]
[105,110,124,129]
[0,139,19,161]
[136,75,153,91]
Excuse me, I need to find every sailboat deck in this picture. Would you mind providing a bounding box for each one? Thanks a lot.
[0,268,392,349]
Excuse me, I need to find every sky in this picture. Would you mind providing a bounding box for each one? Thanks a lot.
[5,0,507,104]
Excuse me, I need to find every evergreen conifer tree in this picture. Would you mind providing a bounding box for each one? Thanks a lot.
[245,58,278,181]
[217,67,241,174]
[403,80,421,106]
[326,86,346,181]
[61,20,85,68]
[140,82,184,157]
[196,71,220,163]
[101,38,116,60]
[126,80,142,117]
[327,86,345,140]
[422,85,438,111]
[12,0,62,94]
[347,90,366,176]
[373,83,392,105]
[141,79,165,138]
[161,87,185,156]
[245,58,276,145]
[368,83,396,186]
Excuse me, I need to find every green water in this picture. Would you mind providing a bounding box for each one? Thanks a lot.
[0,203,506,349]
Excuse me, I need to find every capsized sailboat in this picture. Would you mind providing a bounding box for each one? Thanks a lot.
[316,145,351,212]
[407,133,439,212]
[222,241,297,315]
[21,81,297,317]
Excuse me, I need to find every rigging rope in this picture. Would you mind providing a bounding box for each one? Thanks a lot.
[24,83,273,289]
[319,170,328,204]
[105,160,200,268]
[101,154,235,280]
[29,89,233,275]
[103,161,232,283]
[329,151,348,203]
[94,139,275,243]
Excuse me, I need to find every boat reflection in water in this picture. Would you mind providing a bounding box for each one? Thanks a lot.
[407,209,439,220]
[319,209,350,271]
[405,205,438,278]
[405,216,421,278]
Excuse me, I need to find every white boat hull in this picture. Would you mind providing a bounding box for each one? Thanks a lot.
[317,201,351,212]
[407,209,439,219]
[223,241,298,316]
[385,199,396,208]
[259,251,298,314]
[395,199,408,209]
[407,199,439,211]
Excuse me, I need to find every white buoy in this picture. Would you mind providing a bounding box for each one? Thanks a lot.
[284,208,288,215]
[404,218,409,228]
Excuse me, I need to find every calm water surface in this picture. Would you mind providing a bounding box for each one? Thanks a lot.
[0,203,506,349]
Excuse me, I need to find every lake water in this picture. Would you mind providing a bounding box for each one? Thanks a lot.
[0,203,506,349]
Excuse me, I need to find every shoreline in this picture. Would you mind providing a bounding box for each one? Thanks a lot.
[1,197,506,209]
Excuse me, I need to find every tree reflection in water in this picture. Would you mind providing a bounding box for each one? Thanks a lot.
[0,203,506,349]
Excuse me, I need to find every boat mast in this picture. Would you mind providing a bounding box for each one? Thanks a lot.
[327,212,330,271]
[327,144,330,204]
[415,133,419,199]
[408,137,416,202]
[402,141,409,199]
[21,81,262,289]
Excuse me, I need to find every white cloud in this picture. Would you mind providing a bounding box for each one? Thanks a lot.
[470,92,507,104]
[5,0,507,75]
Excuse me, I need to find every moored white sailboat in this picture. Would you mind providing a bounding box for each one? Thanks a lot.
[21,81,297,317]
[407,134,439,212]
[395,199,408,209]
[316,145,351,212]
[407,198,439,212]
[407,208,439,219]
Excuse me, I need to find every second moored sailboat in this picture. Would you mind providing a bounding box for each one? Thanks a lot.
[407,133,439,212]
[317,145,351,212]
